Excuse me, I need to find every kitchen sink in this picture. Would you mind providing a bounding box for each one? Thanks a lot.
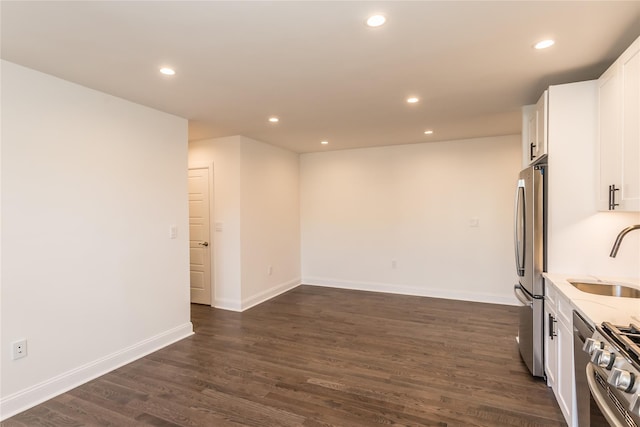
[568,280,640,298]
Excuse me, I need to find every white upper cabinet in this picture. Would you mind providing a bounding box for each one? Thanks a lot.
[597,36,640,212]
[535,91,549,161]
[522,104,536,168]
[522,90,548,167]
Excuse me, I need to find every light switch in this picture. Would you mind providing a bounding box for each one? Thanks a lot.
[169,225,177,239]
[215,222,223,232]
[469,217,479,227]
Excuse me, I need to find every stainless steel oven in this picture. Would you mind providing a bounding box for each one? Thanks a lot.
[582,321,640,427]
[573,311,610,426]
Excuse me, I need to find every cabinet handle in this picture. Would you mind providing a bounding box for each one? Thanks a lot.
[608,185,620,210]
[548,313,557,339]
[530,142,537,161]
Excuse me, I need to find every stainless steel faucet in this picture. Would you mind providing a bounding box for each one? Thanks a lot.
[610,224,640,257]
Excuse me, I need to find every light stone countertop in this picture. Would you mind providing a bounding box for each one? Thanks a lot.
[543,273,640,327]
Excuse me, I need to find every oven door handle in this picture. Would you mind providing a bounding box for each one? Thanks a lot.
[586,364,626,427]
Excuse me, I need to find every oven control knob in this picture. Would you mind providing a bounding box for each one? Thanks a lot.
[608,368,636,393]
[591,349,616,370]
[631,393,640,417]
[583,338,603,355]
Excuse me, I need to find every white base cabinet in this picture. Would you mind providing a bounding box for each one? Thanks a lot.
[544,290,558,389]
[545,280,576,427]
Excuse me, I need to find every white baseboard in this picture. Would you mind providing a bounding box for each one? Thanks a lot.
[214,297,243,312]
[241,278,300,311]
[302,276,518,306]
[0,322,194,421]
[214,278,301,312]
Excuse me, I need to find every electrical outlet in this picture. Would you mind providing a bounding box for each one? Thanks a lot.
[267,265,273,275]
[391,260,397,269]
[12,339,27,360]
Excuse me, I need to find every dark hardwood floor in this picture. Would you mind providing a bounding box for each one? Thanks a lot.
[3,286,566,426]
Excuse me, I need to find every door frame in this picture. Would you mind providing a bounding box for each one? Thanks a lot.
[188,162,215,307]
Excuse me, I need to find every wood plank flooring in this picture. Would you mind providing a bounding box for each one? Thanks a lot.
[3,286,566,426]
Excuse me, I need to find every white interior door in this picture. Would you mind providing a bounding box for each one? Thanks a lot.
[188,166,212,305]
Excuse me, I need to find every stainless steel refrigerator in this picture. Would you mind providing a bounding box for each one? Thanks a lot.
[513,164,546,377]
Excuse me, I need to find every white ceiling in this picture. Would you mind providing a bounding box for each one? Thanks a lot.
[2,1,639,153]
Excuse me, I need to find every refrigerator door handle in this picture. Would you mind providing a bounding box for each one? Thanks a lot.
[514,180,526,277]
[514,284,533,307]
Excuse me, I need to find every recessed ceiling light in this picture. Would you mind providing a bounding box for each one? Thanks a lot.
[268,117,279,123]
[366,15,386,27]
[159,67,176,76]
[407,97,419,104]
[321,140,329,145]
[534,39,555,50]
[424,130,434,135]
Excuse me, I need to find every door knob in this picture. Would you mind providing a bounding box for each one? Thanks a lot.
[198,241,209,247]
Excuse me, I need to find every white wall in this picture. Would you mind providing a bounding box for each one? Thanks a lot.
[547,81,640,278]
[0,61,193,419]
[188,136,301,311]
[240,136,301,308]
[300,135,522,304]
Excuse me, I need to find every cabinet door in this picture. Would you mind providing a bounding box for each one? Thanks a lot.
[597,36,640,212]
[556,319,575,426]
[544,302,558,389]
[597,62,622,210]
[620,39,640,211]
[535,90,548,159]
[528,109,538,164]
[544,283,577,427]
[522,104,537,167]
